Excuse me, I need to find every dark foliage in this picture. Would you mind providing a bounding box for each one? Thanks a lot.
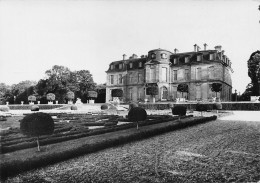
[247,50,260,96]
[71,105,78,110]
[31,105,40,111]
[211,83,222,98]
[87,91,98,99]
[111,89,123,97]
[101,104,108,110]
[196,103,208,112]
[20,113,54,137]
[128,107,147,122]
[146,86,158,96]
[177,83,189,97]
[172,106,187,116]
[213,103,222,110]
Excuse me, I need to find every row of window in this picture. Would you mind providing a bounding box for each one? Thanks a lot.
[110,62,143,70]
[173,53,216,64]
[151,53,167,59]
[109,73,143,85]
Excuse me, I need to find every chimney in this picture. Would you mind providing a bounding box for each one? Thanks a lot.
[203,43,208,50]
[132,54,138,59]
[194,44,197,52]
[123,54,127,60]
[174,48,179,54]
[214,45,222,52]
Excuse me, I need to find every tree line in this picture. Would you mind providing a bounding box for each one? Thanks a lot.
[0,65,106,104]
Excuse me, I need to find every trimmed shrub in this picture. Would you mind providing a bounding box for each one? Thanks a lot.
[172,106,187,120]
[111,89,123,98]
[46,93,55,101]
[87,91,98,99]
[213,103,222,110]
[20,112,54,151]
[66,91,75,101]
[0,105,10,112]
[28,95,36,102]
[129,102,138,111]
[196,103,208,116]
[128,107,147,129]
[31,105,40,111]
[101,104,108,110]
[71,105,78,110]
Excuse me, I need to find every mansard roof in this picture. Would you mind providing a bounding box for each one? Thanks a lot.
[107,57,147,72]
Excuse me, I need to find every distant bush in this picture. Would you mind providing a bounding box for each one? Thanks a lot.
[196,103,208,116]
[71,105,78,110]
[128,107,147,129]
[66,91,75,101]
[213,103,222,110]
[0,105,10,112]
[46,93,55,101]
[129,102,138,111]
[172,106,187,120]
[31,105,39,111]
[101,104,108,110]
[20,112,54,151]
[28,95,36,102]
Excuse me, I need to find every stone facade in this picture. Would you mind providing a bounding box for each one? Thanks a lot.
[106,45,233,103]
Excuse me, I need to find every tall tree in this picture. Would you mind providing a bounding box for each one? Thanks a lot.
[247,51,260,96]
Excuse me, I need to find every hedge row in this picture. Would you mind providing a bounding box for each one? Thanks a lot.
[139,102,260,111]
[7,104,66,110]
[0,116,217,180]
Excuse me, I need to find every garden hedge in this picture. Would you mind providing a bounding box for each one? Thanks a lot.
[0,115,217,180]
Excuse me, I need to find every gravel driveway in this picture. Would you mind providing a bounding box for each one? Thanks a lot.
[6,112,260,183]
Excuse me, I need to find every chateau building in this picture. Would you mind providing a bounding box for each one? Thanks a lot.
[106,45,233,103]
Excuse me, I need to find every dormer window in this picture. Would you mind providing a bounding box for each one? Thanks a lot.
[129,62,133,68]
[161,53,167,59]
[119,64,122,69]
[139,62,142,67]
[151,53,156,59]
[185,57,189,63]
[197,55,202,61]
[174,58,178,64]
[209,53,214,60]
[110,65,114,70]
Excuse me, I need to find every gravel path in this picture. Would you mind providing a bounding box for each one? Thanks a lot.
[5,113,260,183]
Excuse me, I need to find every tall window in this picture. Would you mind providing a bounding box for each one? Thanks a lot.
[119,74,123,84]
[209,54,214,60]
[139,62,142,67]
[129,73,133,83]
[138,88,142,99]
[196,68,201,80]
[138,73,142,83]
[185,69,189,81]
[129,88,133,100]
[110,75,114,84]
[150,67,155,82]
[162,67,167,82]
[110,65,114,70]
[173,70,177,81]
[208,66,214,79]
[119,64,122,69]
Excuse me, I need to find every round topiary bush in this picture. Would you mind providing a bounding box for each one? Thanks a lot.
[46,93,55,101]
[20,112,54,151]
[28,95,36,102]
[129,102,138,111]
[172,105,187,120]
[128,107,147,129]
[101,104,108,110]
[31,105,40,111]
[213,102,222,110]
[196,103,208,116]
[0,105,10,112]
[71,105,78,110]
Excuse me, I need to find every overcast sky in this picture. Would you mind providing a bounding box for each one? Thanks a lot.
[0,0,259,94]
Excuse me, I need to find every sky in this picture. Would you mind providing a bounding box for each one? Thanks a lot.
[0,0,260,94]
